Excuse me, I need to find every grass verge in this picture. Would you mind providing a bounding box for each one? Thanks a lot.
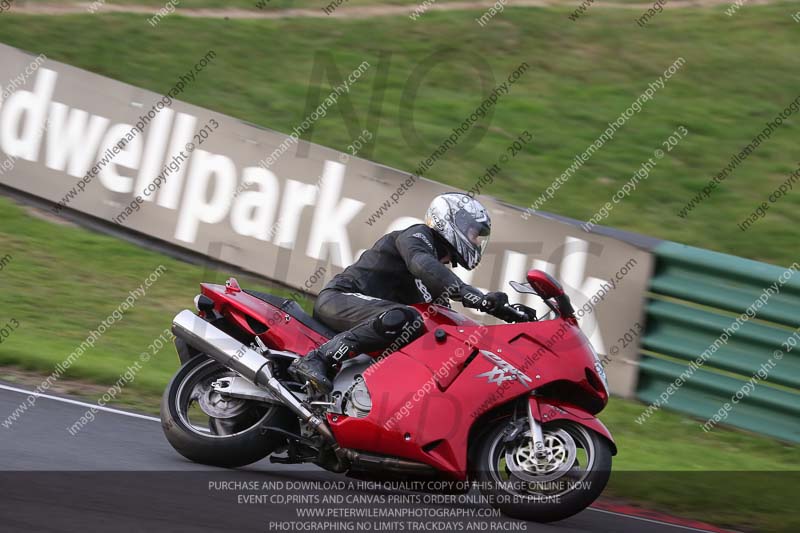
[0,6,799,266]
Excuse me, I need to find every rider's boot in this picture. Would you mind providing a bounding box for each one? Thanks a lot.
[288,331,359,394]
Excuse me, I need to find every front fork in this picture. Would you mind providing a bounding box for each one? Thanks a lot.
[525,393,618,456]
[527,397,548,460]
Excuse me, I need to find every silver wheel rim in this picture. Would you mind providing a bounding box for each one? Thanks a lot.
[487,421,596,499]
[174,358,274,439]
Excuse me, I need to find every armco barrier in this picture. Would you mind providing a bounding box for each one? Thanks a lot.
[638,241,800,442]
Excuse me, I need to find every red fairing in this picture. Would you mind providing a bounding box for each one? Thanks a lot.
[328,307,610,477]
[200,282,328,354]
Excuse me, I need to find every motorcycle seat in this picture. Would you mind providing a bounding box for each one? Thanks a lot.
[244,289,337,339]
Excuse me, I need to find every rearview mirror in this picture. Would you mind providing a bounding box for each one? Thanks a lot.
[526,270,565,299]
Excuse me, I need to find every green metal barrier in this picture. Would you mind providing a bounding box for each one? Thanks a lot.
[637,242,800,443]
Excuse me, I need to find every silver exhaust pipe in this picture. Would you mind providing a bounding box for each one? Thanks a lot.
[171,310,335,443]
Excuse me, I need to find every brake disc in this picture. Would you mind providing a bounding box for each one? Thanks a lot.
[505,428,577,483]
[193,380,249,419]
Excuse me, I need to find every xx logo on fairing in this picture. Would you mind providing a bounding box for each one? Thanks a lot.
[476,350,532,388]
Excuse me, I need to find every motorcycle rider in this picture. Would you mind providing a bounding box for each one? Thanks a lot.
[289,192,516,394]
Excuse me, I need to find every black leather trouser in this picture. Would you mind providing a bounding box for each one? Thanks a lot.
[312,288,424,361]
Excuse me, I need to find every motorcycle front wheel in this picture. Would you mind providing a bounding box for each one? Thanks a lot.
[160,354,294,468]
[475,416,612,523]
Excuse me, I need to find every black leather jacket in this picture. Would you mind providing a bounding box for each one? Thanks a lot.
[326,224,465,305]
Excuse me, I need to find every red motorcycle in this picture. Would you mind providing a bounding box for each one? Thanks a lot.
[161,269,616,522]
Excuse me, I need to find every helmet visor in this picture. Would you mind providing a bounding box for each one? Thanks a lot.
[466,225,491,254]
[451,208,491,269]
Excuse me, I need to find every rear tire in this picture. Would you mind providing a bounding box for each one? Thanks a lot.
[160,354,294,468]
[474,415,612,523]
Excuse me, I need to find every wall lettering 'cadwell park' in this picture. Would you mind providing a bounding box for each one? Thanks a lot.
[0,67,366,267]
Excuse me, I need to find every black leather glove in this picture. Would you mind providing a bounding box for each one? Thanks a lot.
[459,285,485,309]
[481,291,509,314]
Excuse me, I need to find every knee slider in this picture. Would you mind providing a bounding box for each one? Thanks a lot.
[373,307,422,340]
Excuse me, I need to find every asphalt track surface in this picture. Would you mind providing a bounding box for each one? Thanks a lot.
[0,383,723,533]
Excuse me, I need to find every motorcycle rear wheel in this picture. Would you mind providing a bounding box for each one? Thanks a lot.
[160,354,294,468]
[475,416,612,523]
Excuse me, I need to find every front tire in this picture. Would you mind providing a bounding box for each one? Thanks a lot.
[160,354,294,468]
[475,416,612,523]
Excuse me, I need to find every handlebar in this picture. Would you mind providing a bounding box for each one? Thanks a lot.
[486,303,534,323]
[502,304,529,322]
[476,295,536,322]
